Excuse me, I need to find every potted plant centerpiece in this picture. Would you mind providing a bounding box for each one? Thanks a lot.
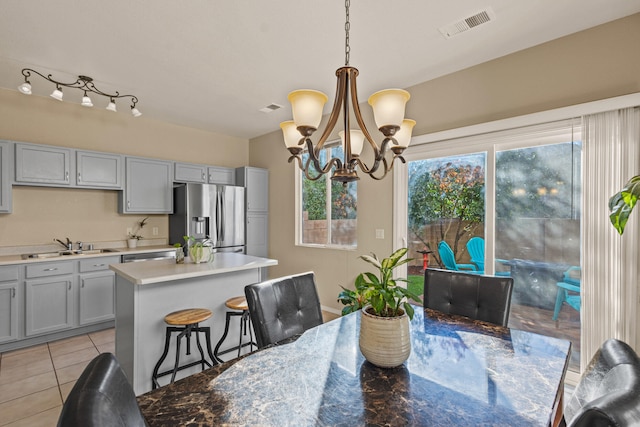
[184,235,214,264]
[339,247,422,368]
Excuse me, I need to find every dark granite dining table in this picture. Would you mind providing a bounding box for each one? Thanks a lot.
[138,307,571,427]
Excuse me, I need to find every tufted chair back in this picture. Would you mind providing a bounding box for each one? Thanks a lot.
[424,268,514,327]
[245,271,323,348]
[57,352,148,427]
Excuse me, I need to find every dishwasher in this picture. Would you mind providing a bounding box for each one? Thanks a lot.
[122,250,176,263]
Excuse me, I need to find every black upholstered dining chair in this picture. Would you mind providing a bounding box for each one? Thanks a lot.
[244,271,323,348]
[57,352,148,427]
[562,338,640,426]
[424,268,514,327]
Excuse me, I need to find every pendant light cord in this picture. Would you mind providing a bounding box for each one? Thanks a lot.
[345,0,350,66]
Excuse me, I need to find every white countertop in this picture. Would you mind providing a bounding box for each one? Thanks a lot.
[0,245,175,266]
[110,252,278,285]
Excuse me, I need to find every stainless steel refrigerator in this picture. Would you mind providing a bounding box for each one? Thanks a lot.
[169,183,245,253]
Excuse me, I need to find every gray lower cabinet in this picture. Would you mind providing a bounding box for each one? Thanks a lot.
[120,157,173,213]
[15,143,72,186]
[0,141,12,213]
[76,150,122,189]
[78,256,118,325]
[25,276,74,337]
[79,272,115,325]
[0,266,19,344]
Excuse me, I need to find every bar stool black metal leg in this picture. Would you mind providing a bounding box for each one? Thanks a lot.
[214,311,233,359]
[170,327,189,384]
[152,326,174,390]
[200,325,220,365]
[193,324,208,370]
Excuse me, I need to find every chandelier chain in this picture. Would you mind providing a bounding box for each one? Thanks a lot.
[344,0,350,66]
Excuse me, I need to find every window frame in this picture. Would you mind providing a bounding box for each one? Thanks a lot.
[294,139,358,250]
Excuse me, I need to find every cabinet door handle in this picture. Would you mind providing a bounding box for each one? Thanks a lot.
[68,282,72,290]
[44,267,58,271]
[12,288,15,298]
[127,200,131,209]
[78,172,82,181]
[93,264,106,267]
[65,171,69,181]
[81,280,85,288]
[202,172,206,180]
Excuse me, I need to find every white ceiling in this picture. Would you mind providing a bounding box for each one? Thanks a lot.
[1,1,639,140]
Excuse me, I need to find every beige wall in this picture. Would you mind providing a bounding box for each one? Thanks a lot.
[250,13,640,312]
[0,88,249,248]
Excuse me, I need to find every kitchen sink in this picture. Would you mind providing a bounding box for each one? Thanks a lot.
[21,248,119,259]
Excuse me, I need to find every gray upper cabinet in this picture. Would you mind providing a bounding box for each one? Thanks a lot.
[175,162,207,183]
[15,143,72,186]
[236,167,268,212]
[120,157,173,214]
[0,141,12,213]
[76,151,122,189]
[208,166,235,185]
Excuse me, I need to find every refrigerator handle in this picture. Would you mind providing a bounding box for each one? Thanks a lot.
[217,189,224,243]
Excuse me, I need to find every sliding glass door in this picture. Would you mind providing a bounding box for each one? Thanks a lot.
[402,122,582,372]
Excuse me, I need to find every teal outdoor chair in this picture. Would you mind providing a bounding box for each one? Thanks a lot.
[466,237,485,271]
[437,241,478,272]
[552,266,581,321]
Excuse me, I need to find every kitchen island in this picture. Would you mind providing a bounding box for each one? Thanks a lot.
[110,252,277,395]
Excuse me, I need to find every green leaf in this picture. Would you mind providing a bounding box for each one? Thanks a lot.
[609,175,640,234]
[359,253,381,269]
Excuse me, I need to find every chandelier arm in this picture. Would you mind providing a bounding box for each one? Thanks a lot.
[355,156,392,181]
[304,137,343,177]
[348,69,382,160]
[312,68,349,153]
[303,155,342,181]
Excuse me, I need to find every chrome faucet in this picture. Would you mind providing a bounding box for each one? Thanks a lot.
[76,241,84,252]
[54,237,72,251]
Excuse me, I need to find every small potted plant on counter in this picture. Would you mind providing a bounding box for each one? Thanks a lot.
[127,217,148,248]
[173,242,185,264]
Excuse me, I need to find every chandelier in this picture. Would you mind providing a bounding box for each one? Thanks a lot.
[280,0,415,183]
[18,68,141,117]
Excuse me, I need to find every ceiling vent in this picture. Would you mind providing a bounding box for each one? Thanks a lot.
[259,103,282,113]
[439,8,496,39]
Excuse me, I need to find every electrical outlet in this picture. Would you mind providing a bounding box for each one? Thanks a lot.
[152,227,159,236]
[375,229,384,239]
[126,227,132,236]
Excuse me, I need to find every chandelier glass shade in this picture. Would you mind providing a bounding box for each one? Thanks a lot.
[280,0,415,183]
[18,68,141,117]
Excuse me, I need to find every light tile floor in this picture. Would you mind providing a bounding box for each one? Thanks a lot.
[0,328,115,426]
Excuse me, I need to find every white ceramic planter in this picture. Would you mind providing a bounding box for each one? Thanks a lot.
[359,306,411,368]
[127,238,138,248]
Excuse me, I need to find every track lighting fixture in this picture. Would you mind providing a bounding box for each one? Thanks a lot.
[19,68,141,117]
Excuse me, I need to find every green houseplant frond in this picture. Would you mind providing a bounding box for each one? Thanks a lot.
[609,175,640,234]
[338,247,422,319]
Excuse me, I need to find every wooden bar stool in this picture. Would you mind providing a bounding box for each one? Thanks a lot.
[151,308,219,389]
[214,296,257,361]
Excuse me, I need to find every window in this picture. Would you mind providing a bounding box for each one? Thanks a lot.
[297,143,357,248]
[403,120,583,373]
